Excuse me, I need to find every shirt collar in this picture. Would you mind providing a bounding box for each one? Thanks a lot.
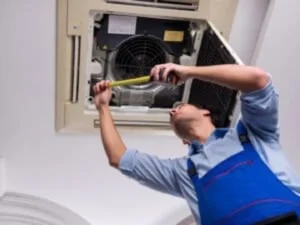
[188,128,229,156]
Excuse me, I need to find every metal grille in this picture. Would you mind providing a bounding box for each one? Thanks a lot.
[188,28,238,127]
[114,36,167,80]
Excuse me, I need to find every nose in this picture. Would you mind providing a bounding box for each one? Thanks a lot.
[169,108,176,118]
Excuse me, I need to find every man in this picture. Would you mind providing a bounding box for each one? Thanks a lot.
[93,63,300,225]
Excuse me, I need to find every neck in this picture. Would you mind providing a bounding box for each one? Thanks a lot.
[188,122,216,144]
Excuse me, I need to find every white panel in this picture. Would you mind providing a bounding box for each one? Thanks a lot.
[253,0,300,171]
[229,0,270,64]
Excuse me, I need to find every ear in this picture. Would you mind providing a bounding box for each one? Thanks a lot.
[182,139,190,145]
[202,109,211,117]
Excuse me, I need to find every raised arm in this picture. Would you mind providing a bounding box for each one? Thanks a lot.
[93,80,126,167]
[186,64,270,93]
[151,63,270,93]
[93,81,184,196]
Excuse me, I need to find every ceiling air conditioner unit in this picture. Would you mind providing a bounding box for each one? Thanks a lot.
[55,0,242,134]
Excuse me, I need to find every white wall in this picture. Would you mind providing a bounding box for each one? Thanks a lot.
[229,0,270,64]
[253,0,300,170]
[0,0,276,224]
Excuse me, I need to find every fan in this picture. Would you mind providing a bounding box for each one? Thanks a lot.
[112,35,168,88]
[105,34,182,107]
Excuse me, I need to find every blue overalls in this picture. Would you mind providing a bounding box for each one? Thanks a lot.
[187,121,300,225]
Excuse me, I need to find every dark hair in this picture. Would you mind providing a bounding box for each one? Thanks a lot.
[172,102,222,128]
[195,104,221,127]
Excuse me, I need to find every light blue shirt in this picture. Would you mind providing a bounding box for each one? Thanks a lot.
[118,79,300,224]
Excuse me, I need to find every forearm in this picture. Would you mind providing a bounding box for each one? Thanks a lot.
[186,64,270,93]
[98,105,126,168]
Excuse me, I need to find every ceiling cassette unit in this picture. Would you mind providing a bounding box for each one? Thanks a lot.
[55,0,242,134]
[105,0,200,11]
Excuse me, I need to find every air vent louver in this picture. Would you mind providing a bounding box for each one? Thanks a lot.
[105,0,199,11]
[189,28,238,128]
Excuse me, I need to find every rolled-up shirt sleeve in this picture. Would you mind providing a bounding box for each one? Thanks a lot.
[118,149,183,197]
[240,75,279,141]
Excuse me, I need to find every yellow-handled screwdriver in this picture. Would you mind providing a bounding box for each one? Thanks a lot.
[109,76,150,87]
[108,73,179,87]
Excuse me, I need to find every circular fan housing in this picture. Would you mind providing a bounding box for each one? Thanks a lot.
[112,35,168,89]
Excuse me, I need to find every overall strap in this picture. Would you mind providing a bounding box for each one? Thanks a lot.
[237,120,255,152]
[187,158,211,225]
[187,158,199,183]
[187,142,202,183]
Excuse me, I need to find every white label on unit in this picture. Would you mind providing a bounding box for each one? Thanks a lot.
[108,15,137,35]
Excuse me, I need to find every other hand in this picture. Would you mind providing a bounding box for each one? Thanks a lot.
[93,80,112,110]
[150,63,189,84]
